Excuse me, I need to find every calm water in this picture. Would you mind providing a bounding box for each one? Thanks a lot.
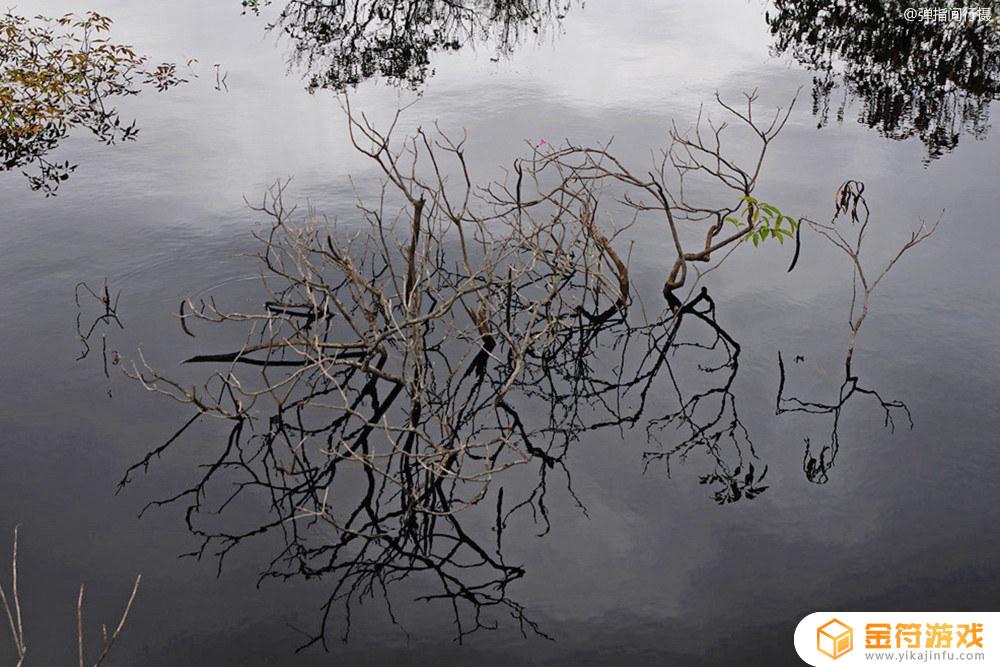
[1,1,999,665]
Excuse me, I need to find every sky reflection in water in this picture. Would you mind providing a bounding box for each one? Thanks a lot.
[0,1,998,665]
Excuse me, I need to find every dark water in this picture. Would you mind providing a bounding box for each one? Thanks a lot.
[1,1,998,665]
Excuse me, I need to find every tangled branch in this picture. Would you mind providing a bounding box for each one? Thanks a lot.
[119,92,801,647]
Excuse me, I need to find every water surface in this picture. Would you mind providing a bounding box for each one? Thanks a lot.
[1,1,998,665]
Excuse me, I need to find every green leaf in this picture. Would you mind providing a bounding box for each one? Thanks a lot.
[735,198,800,250]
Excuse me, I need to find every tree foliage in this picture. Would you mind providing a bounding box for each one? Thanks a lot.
[247,0,573,91]
[766,0,1000,161]
[0,11,185,194]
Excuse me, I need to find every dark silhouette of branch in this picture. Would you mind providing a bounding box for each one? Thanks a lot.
[119,93,799,648]
[256,0,575,91]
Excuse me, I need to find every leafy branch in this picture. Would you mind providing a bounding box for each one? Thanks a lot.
[725,195,798,247]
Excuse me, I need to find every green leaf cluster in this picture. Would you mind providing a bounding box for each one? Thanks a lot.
[725,195,798,248]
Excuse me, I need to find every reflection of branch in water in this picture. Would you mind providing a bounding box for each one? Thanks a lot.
[641,289,767,505]
[780,180,939,483]
[256,0,574,91]
[119,152,629,649]
[766,0,999,161]
[118,93,798,648]
[75,280,124,386]
[0,11,186,194]
[213,63,230,92]
[776,352,911,484]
